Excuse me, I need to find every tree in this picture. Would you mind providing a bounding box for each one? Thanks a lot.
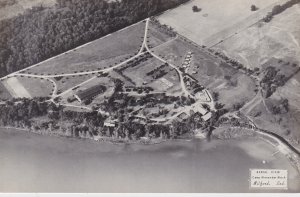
[251,5,258,11]
[212,92,219,101]
[192,5,201,12]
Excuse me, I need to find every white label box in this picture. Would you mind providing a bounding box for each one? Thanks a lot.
[250,169,288,189]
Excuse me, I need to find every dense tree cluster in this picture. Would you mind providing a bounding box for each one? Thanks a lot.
[263,0,300,22]
[0,0,188,77]
[0,96,196,141]
[260,66,287,98]
[0,98,55,127]
[0,0,16,8]
[192,5,201,12]
[251,5,258,11]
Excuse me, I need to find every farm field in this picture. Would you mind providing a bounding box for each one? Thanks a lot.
[0,0,56,21]
[158,0,280,47]
[23,21,146,75]
[213,3,300,69]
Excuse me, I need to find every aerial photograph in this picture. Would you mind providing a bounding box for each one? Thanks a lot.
[0,0,299,194]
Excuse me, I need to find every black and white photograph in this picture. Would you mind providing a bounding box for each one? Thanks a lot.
[0,0,299,194]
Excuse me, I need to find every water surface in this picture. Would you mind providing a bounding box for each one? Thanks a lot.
[0,128,299,192]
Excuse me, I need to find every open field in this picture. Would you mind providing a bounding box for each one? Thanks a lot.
[53,74,96,94]
[23,21,145,75]
[158,0,281,47]
[147,20,176,49]
[152,37,195,67]
[15,76,54,97]
[213,3,300,69]
[2,77,32,98]
[121,57,164,86]
[0,0,56,21]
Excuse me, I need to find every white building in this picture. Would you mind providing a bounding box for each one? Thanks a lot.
[202,112,212,121]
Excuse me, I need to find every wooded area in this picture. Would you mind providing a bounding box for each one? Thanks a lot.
[0,0,188,77]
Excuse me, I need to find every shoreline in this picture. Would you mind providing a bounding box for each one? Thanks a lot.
[0,126,172,146]
[213,126,300,174]
[2,124,300,174]
[1,126,300,192]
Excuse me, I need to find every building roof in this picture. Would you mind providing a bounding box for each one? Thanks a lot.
[202,112,212,121]
[75,84,106,101]
[104,122,116,127]
[197,104,208,115]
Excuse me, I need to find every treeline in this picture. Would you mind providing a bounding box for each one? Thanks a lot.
[0,0,189,77]
[210,50,256,76]
[263,0,300,22]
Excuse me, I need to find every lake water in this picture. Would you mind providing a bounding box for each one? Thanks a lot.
[0,128,299,193]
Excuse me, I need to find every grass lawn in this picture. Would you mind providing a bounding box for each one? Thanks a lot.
[147,20,176,49]
[53,74,96,94]
[23,21,145,75]
[122,57,165,86]
[17,76,54,97]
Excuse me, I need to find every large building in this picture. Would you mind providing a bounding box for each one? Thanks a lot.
[74,84,106,103]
